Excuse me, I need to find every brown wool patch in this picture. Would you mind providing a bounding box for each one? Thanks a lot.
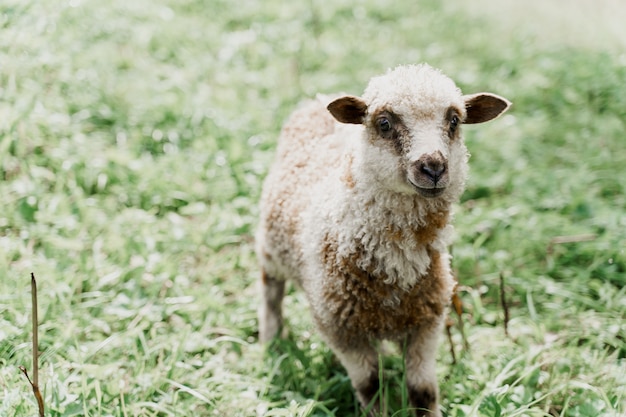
[385,225,404,242]
[266,197,299,240]
[318,233,450,347]
[341,154,356,189]
[261,270,270,284]
[383,210,449,246]
[412,210,449,245]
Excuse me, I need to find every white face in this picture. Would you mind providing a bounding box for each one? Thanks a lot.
[360,103,469,202]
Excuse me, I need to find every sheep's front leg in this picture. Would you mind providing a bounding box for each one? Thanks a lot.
[405,324,443,417]
[258,271,285,343]
[332,345,381,416]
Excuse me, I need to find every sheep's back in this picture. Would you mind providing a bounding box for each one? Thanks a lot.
[257,98,351,283]
[275,98,344,170]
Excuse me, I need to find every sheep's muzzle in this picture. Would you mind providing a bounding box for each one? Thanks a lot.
[409,152,449,198]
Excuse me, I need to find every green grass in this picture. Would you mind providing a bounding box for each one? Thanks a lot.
[1,0,625,416]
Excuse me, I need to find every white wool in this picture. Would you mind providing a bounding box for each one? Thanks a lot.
[363,64,465,122]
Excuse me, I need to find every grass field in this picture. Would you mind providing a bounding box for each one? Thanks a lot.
[1,0,625,416]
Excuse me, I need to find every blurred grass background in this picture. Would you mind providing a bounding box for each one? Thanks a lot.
[0,0,624,416]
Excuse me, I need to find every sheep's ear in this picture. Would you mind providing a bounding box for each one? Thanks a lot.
[327,96,367,124]
[463,93,511,124]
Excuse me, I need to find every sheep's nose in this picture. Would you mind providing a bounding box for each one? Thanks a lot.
[419,158,447,183]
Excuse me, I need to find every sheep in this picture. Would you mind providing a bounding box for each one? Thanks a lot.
[256,63,511,416]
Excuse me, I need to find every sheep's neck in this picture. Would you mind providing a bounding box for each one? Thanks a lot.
[326,191,451,292]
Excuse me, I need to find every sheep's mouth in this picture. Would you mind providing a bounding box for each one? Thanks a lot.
[409,181,446,198]
[415,187,445,198]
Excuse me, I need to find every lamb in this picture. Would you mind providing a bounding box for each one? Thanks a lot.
[255,63,511,416]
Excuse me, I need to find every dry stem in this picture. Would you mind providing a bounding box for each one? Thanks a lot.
[20,273,45,417]
[499,272,510,338]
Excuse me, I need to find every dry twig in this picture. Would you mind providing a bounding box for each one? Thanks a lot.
[20,273,44,417]
[445,318,457,364]
[451,291,469,350]
[499,272,509,338]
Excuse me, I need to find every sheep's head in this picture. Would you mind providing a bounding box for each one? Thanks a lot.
[327,64,511,202]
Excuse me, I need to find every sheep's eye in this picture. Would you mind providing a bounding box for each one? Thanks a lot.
[379,117,391,132]
[449,115,459,134]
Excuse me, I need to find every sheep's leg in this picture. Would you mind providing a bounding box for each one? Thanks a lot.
[258,270,285,343]
[332,345,381,416]
[405,324,443,417]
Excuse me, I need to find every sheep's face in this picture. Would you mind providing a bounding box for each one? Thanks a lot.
[328,64,510,201]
